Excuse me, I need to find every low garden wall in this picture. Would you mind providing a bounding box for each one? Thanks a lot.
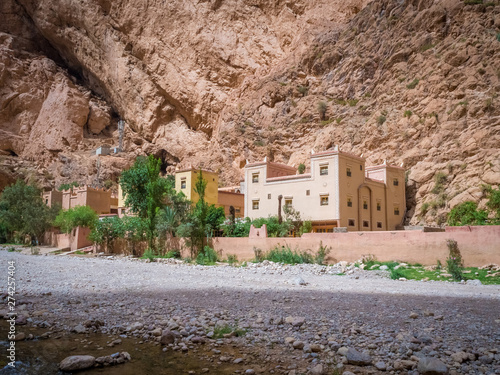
[211,226,500,267]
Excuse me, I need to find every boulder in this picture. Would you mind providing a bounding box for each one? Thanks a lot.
[59,355,95,371]
[345,347,372,366]
[417,357,448,374]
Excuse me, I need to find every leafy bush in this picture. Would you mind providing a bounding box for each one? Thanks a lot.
[447,201,488,226]
[404,110,413,118]
[263,245,314,264]
[446,239,463,281]
[253,247,264,262]
[221,217,252,237]
[196,245,218,265]
[298,163,306,174]
[89,216,124,252]
[142,248,155,261]
[300,221,313,234]
[54,205,98,233]
[226,254,238,265]
[314,241,331,265]
[390,267,406,280]
[0,180,59,243]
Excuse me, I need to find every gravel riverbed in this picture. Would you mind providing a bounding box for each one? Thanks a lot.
[1,251,499,375]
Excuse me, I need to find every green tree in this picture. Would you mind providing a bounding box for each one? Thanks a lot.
[0,180,59,243]
[89,216,124,252]
[298,163,306,174]
[120,155,170,252]
[447,201,488,226]
[53,205,98,234]
[206,205,226,233]
[122,216,147,255]
[177,169,214,257]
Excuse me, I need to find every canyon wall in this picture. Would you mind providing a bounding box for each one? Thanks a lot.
[1,0,499,225]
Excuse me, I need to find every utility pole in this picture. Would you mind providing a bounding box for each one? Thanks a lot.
[278,195,283,224]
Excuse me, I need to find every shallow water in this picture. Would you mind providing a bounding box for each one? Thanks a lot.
[0,322,250,374]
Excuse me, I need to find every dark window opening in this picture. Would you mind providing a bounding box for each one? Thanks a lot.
[268,194,271,199]
[363,221,369,228]
[377,222,382,228]
[348,219,355,226]
[363,201,368,210]
[377,202,381,211]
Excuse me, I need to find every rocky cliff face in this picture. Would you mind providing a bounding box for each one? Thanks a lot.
[1,0,499,225]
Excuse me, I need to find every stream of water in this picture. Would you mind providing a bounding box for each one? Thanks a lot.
[0,322,249,374]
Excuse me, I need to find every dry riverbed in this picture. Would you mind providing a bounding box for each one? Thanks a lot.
[1,251,499,375]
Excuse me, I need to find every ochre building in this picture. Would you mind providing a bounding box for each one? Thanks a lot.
[243,149,405,232]
[174,168,244,218]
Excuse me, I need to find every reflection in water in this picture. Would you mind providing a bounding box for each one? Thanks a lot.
[0,322,247,374]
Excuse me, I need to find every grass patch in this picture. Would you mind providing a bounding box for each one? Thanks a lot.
[212,324,247,339]
[363,259,500,285]
[320,118,334,126]
[264,245,314,264]
[376,115,386,125]
[196,246,219,265]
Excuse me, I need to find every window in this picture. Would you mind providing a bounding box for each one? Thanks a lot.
[285,199,292,207]
[180,178,186,189]
[45,199,49,204]
[347,198,352,207]
[363,200,368,210]
[363,220,369,228]
[394,206,400,215]
[320,196,329,206]
[360,165,363,171]
[377,202,381,211]
[252,173,259,183]
[346,167,352,177]
[252,200,259,210]
[306,190,310,196]
[393,178,399,186]
[377,222,382,229]
[268,194,271,199]
[348,219,355,227]
[320,165,328,175]
[235,208,241,213]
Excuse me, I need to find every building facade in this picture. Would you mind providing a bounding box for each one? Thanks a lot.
[43,186,115,215]
[174,168,244,218]
[243,149,405,232]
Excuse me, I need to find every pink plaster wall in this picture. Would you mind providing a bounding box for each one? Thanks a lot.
[212,226,500,266]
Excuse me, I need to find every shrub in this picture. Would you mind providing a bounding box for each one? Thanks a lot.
[297,85,309,97]
[142,248,155,261]
[431,172,447,194]
[196,245,218,265]
[447,201,488,226]
[446,239,463,281]
[317,101,328,120]
[263,245,314,264]
[227,254,238,265]
[314,241,331,265]
[406,78,419,89]
[298,163,306,174]
[390,268,406,280]
[403,110,413,118]
[347,99,359,106]
[300,220,313,234]
[253,247,264,262]
[165,249,181,258]
[376,115,386,125]
[54,205,99,233]
[421,202,430,215]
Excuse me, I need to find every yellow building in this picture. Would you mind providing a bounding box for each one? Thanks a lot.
[243,148,405,232]
[174,168,244,217]
[174,168,219,206]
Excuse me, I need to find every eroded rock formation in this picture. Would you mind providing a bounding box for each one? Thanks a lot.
[0,0,499,225]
